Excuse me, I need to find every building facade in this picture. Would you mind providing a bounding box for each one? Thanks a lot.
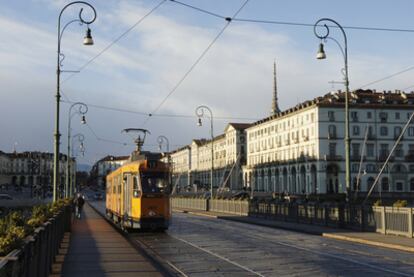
[90,155,129,188]
[169,123,251,192]
[0,151,11,186]
[0,151,74,195]
[244,89,414,194]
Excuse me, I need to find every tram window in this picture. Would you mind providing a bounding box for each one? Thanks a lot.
[133,176,141,197]
[141,172,167,193]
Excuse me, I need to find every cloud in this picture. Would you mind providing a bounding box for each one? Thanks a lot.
[3,0,414,163]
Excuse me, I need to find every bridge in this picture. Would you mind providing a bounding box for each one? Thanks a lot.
[2,199,414,277]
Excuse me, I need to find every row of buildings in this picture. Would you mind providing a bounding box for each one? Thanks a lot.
[89,65,414,197]
[0,151,75,194]
[165,89,414,196]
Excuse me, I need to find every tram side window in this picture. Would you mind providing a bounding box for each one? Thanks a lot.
[133,176,140,197]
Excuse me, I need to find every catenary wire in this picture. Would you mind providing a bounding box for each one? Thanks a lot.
[61,100,259,121]
[62,0,167,83]
[170,0,414,33]
[142,0,250,126]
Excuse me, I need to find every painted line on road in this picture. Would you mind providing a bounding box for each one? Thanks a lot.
[323,233,414,253]
[172,235,265,277]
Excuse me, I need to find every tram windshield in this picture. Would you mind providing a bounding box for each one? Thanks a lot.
[140,172,168,193]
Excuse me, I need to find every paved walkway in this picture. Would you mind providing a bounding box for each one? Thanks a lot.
[173,208,414,253]
[60,204,165,277]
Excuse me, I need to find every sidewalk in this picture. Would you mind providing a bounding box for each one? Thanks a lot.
[57,204,166,277]
[173,208,414,253]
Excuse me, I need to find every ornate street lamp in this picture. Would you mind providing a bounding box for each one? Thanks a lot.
[195,105,214,198]
[53,1,96,202]
[71,133,85,196]
[157,135,171,191]
[66,102,88,198]
[314,18,351,201]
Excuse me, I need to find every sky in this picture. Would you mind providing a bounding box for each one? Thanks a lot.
[2,0,414,166]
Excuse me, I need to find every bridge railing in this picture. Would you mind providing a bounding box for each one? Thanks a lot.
[171,196,414,238]
[210,199,249,215]
[0,205,72,277]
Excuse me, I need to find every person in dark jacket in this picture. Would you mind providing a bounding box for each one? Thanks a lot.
[74,193,85,219]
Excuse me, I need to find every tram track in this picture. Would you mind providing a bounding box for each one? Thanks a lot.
[130,212,414,277]
[89,202,414,276]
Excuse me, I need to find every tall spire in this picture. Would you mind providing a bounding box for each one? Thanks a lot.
[271,60,280,115]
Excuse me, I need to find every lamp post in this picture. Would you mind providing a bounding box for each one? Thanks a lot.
[71,133,85,196]
[157,135,171,191]
[314,18,351,201]
[195,105,214,198]
[66,102,88,198]
[53,1,96,202]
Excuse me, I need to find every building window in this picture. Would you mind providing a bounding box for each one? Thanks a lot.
[396,182,403,191]
[328,111,335,122]
[395,145,403,157]
[410,178,414,191]
[353,126,360,136]
[380,126,388,136]
[366,144,374,157]
[367,111,372,119]
[408,127,414,137]
[328,125,336,139]
[395,112,400,120]
[352,143,360,158]
[351,163,359,172]
[409,144,414,155]
[366,164,376,173]
[351,111,358,122]
[329,143,336,157]
[380,144,389,157]
[379,112,387,123]
[394,126,402,138]
[381,177,389,191]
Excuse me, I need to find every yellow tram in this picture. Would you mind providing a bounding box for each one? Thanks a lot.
[105,153,171,230]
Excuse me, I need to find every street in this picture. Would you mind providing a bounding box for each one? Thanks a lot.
[91,201,414,276]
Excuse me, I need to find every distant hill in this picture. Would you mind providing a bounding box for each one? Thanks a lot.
[77,164,92,172]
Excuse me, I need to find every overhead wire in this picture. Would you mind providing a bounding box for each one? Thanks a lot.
[170,0,414,33]
[62,0,167,83]
[61,99,258,121]
[142,0,250,125]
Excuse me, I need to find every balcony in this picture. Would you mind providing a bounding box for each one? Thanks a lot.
[350,155,361,161]
[324,154,342,161]
[405,154,414,162]
[328,134,337,140]
[378,154,394,162]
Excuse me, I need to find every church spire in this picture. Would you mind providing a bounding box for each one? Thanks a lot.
[271,60,280,115]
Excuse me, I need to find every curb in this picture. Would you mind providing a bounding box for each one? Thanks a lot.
[218,216,322,236]
[322,233,414,253]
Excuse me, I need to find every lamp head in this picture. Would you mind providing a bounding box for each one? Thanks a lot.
[83,27,94,45]
[81,115,86,124]
[197,118,202,127]
[316,43,326,59]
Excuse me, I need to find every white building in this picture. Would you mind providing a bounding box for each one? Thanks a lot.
[244,89,414,195]
[169,123,251,192]
[90,155,129,188]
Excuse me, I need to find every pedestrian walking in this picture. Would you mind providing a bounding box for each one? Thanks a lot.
[74,193,85,219]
